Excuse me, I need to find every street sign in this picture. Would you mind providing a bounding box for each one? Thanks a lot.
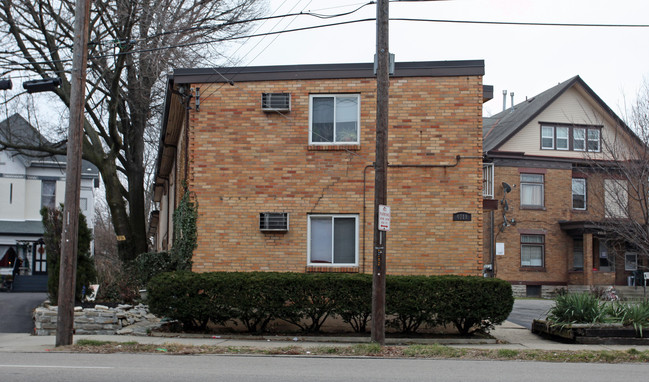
[379,205,390,231]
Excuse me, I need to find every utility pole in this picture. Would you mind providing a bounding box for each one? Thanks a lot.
[371,0,389,345]
[56,0,92,347]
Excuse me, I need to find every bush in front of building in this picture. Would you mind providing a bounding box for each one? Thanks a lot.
[147,272,513,335]
[433,276,515,335]
[386,275,439,333]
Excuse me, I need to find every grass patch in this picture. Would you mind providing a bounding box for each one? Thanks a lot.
[75,339,115,346]
[496,349,519,359]
[63,341,649,363]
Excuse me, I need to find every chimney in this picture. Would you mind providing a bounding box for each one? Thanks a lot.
[510,92,515,111]
[502,90,507,111]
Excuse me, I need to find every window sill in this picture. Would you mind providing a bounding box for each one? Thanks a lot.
[308,144,360,151]
[519,267,546,272]
[306,265,359,273]
[520,206,546,211]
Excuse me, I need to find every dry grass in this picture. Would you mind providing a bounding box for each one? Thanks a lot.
[63,340,649,363]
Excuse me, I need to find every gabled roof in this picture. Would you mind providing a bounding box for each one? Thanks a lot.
[0,113,53,166]
[483,76,631,153]
[0,114,99,178]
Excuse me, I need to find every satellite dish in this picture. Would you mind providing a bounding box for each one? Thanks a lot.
[502,182,512,194]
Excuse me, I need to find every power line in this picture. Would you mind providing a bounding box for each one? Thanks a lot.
[392,17,649,28]
[3,15,649,70]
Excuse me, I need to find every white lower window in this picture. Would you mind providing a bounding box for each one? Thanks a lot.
[308,215,358,265]
[521,234,544,267]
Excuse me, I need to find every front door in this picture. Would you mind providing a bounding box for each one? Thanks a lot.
[32,243,47,275]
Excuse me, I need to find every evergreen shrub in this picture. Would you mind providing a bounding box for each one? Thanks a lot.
[147,272,513,335]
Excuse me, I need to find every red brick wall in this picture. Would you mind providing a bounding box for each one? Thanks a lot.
[186,75,484,275]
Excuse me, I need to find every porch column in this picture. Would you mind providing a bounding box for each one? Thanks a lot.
[583,233,594,285]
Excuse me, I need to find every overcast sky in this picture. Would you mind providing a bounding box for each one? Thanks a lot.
[223,0,649,117]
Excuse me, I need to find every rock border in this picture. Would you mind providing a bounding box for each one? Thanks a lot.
[33,303,163,336]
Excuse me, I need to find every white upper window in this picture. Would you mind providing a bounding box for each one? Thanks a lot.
[308,214,358,266]
[520,173,544,208]
[556,127,569,150]
[588,129,601,152]
[573,128,586,151]
[541,126,554,149]
[41,180,56,209]
[572,178,586,210]
[309,95,360,145]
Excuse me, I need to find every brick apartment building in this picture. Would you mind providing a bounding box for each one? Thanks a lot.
[483,76,646,297]
[150,60,491,276]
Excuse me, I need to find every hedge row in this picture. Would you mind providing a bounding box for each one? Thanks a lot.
[147,272,514,335]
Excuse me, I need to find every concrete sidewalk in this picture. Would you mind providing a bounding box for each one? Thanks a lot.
[2,321,649,353]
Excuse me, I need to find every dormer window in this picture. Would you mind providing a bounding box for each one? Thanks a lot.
[540,124,601,152]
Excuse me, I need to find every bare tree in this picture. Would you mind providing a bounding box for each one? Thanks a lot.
[586,83,649,272]
[0,0,262,261]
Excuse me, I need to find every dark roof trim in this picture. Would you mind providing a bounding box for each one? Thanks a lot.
[172,60,485,84]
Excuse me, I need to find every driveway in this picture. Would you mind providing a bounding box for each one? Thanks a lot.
[0,292,47,333]
[506,299,555,329]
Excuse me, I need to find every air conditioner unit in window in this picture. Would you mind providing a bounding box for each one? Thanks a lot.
[259,212,289,232]
[261,93,291,112]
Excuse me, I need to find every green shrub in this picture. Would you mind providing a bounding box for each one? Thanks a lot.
[606,301,649,337]
[147,271,225,331]
[224,272,287,333]
[434,276,514,335]
[146,272,514,335]
[547,292,608,326]
[275,273,339,333]
[331,273,372,333]
[386,275,438,333]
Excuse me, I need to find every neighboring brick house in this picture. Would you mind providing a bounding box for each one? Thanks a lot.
[482,76,646,297]
[150,60,491,276]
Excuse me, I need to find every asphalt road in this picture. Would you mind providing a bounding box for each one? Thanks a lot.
[1,353,648,382]
[506,299,555,329]
[0,292,47,333]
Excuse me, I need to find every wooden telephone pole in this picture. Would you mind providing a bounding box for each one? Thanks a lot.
[56,0,92,347]
[371,0,389,345]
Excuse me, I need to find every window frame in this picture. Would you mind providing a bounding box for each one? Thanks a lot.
[482,163,494,199]
[307,214,359,266]
[541,126,554,150]
[556,126,570,150]
[539,124,601,152]
[573,127,586,151]
[572,178,587,210]
[308,94,361,145]
[520,234,545,268]
[41,179,56,209]
[587,129,601,152]
[520,173,544,208]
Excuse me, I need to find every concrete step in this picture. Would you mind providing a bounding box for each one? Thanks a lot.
[11,275,48,292]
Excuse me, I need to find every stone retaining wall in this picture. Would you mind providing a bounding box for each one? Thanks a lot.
[33,304,162,336]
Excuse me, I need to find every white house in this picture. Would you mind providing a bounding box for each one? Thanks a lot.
[0,114,99,291]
